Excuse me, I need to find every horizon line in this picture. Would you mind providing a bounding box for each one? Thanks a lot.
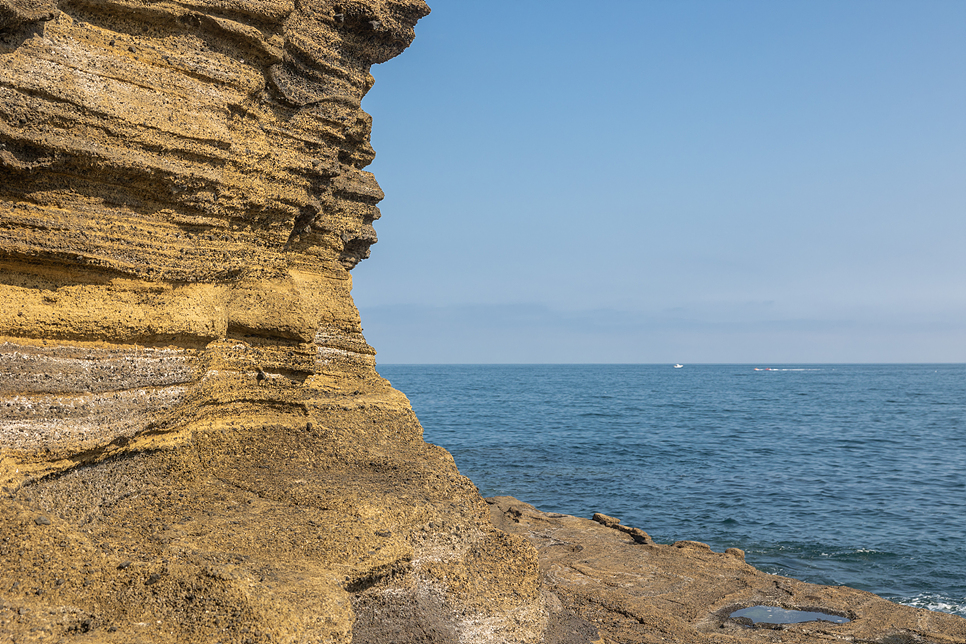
[374,362,966,366]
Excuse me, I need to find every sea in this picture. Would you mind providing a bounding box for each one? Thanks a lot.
[375,364,966,617]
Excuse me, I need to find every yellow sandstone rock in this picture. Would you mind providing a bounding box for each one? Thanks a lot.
[0,2,546,642]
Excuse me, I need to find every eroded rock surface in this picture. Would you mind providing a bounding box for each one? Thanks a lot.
[0,2,546,642]
[489,497,966,644]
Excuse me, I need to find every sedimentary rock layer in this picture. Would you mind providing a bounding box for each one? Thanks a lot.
[0,2,547,642]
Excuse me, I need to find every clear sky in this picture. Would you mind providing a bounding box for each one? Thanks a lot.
[353,0,966,364]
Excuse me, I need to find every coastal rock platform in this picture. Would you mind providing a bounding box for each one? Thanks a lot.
[489,496,966,644]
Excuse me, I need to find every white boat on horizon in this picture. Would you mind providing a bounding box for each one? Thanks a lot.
[674,364,684,368]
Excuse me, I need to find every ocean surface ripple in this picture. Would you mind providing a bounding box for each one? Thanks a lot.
[377,364,966,617]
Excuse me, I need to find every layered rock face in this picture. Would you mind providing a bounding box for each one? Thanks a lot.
[0,2,546,642]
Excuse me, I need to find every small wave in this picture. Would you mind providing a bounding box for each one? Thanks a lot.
[818,547,888,559]
[898,593,966,617]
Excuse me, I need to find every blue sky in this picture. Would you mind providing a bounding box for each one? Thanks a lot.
[353,0,966,364]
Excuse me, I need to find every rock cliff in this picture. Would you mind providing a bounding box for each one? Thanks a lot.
[2,2,966,644]
[0,2,545,642]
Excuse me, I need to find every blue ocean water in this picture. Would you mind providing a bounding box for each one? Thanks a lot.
[376,364,966,617]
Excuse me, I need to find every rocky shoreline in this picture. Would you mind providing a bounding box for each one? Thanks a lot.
[487,496,966,644]
[2,1,966,642]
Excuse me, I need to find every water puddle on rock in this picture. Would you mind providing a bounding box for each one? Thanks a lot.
[730,606,850,625]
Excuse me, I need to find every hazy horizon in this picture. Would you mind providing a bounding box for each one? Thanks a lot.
[354,1,965,364]
[373,361,965,366]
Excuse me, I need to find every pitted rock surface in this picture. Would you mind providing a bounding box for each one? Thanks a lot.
[0,2,546,642]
